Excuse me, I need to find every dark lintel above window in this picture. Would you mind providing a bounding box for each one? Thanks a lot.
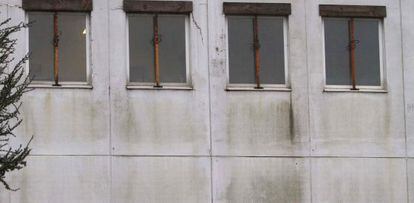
[319,5,386,18]
[22,0,92,12]
[223,3,291,16]
[123,1,193,14]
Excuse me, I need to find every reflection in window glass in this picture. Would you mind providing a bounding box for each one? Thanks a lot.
[58,13,87,82]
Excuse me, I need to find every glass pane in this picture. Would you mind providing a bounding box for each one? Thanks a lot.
[129,14,154,83]
[354,19,381,86]
[258,17,285,84]
[159,15,187,83]
[58,13,87,82]
[228,16,255,84]
[29,12,54,81]
[324,18,351,85]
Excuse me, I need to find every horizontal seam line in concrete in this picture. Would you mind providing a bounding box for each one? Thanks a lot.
[26,154,414,159]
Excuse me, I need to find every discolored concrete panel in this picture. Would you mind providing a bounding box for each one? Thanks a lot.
[111,92,211,155]
[16,91,110,155]
[213,158,311,203]
[312,158,407,203]
[112,157,211,203]
[6,156,110,203]
[311,94,405,156]
[213,94,309,156]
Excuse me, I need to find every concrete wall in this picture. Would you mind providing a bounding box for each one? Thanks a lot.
[0,0,413,202]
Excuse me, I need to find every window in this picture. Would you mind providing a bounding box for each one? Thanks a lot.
[320,5,386,90]
[227,16,286,88]
[23,0,92,87]
[28,12,89,86]
[128,14,188,87]
[124,1,192,88]
[224,3,291,90]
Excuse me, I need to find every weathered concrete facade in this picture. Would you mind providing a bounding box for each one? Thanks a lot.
[0,0,413,202]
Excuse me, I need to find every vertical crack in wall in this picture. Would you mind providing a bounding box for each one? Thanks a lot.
[192,13,204,45]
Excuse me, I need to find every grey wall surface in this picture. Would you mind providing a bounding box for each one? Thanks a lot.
[0,0,413,202]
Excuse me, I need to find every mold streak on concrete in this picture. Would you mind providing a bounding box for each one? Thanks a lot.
[213,158,311,203]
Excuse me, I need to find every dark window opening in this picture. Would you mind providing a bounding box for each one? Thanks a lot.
[28,12,88,86]
[324,17,381,89]
[128,14,187,87]
[228,16,285,88]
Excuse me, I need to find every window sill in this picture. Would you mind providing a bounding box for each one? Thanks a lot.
[323,88,387,93]
[226,86,291,92]
[29,83,93,90]
[126,85,193,91]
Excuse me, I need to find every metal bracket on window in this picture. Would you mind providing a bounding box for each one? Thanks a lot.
[151,35,162,44]
[348,40,360,49]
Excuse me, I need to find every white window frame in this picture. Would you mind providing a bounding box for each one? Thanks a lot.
[322,17,386,92]
[25,12,92,89]
[225,15,290,91]
[126,13,192,90]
